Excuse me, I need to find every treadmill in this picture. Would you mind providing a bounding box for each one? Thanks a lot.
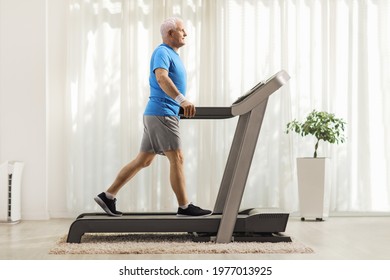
[67,70,291,244]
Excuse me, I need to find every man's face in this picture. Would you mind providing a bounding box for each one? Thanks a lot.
[170,21,187,49]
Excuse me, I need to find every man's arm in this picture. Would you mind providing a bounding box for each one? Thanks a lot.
[155,68,196,118]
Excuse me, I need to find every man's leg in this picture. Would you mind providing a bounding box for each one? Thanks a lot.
[164,149,189,206]
[107,152,156,195]
[95,152,155,216]
[165,149,212,217]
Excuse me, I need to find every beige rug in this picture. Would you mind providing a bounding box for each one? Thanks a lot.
[49,233,314,255]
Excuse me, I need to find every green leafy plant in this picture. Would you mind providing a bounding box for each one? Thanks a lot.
[286,110,346,158]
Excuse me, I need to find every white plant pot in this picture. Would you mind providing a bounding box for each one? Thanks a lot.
[297,157,331,221]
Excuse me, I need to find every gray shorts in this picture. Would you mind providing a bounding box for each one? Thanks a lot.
[140,116,181,155]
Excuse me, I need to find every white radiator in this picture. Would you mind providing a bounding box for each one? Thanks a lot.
[0,161,24,223]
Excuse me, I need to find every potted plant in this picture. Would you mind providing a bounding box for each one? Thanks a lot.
[286,110,346,221]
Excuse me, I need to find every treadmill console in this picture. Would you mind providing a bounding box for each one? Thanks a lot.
[232,80,266,105]
[230,70,290,117]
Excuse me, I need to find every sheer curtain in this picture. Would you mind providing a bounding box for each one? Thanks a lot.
[64,0,390,215]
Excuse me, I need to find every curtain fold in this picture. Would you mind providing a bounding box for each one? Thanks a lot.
[63,0,390,215]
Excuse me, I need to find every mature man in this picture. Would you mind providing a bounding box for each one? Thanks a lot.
[94,17,212,217]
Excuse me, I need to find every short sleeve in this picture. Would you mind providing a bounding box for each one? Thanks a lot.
[152,47,170,73]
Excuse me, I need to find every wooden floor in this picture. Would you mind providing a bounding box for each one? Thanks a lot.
[1,216,390,260]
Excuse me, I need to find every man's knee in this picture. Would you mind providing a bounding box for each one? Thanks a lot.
[166,150,184,165]
[141,159,153,168]
[136,153,154,168]
[175,153,184,165]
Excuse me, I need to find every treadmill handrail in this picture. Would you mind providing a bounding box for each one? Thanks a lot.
[179,70,290,119]
[179,107,233,119]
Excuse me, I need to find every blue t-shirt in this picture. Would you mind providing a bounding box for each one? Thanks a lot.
[144,44,187,116]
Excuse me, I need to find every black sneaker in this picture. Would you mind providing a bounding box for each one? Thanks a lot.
[177,203,212,217]
[94,192,123,217]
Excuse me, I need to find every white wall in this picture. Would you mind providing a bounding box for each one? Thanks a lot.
[0,0,67,219]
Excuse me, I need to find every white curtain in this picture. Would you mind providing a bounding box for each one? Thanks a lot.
[64,0,390,215]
